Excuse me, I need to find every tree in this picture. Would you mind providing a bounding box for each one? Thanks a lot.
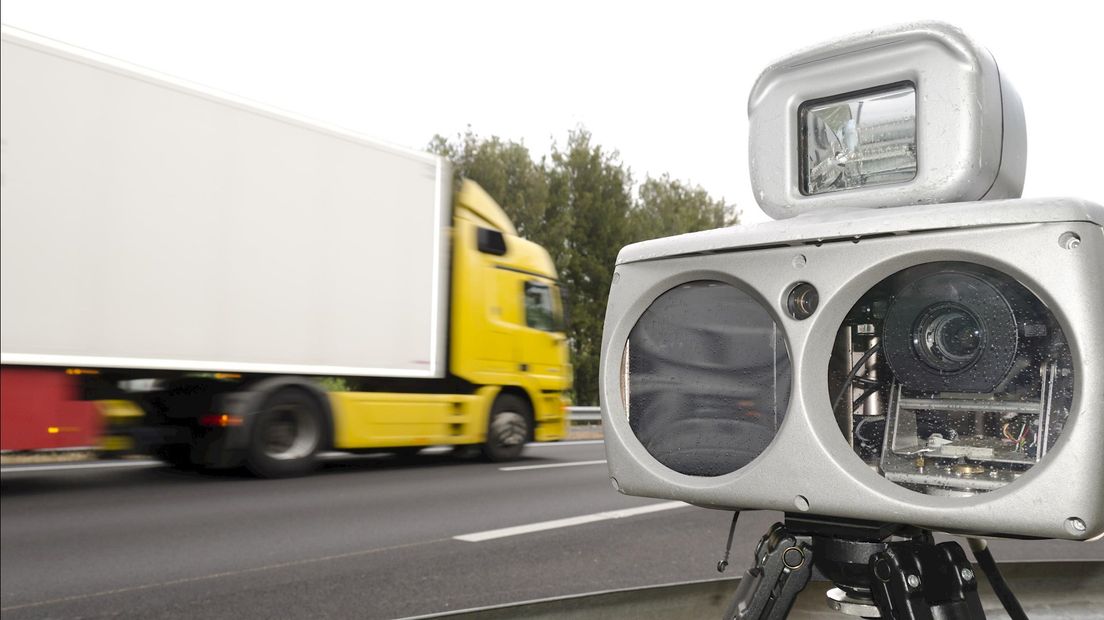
[633,174,737,241]
[427,129,559,252]
[548,129,635,406]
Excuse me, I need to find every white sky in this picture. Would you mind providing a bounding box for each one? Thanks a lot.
[3,0,1100,224]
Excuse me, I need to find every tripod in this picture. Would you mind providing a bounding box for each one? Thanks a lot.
[723,515,1024,620]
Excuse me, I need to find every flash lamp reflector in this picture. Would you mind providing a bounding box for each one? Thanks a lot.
[623,281,791,477]
[801,83,917,195]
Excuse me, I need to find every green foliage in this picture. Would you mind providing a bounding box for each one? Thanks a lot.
[317,377,352,392]
[430,128,737,405]
[428,129,558,249]
[635,173,738,240]
[547,129,636,406]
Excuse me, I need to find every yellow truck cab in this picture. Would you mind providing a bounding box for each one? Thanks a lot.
[450,181,572,440]
[327,181,572,466]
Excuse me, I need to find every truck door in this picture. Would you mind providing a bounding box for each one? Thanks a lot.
[519,280,568,389]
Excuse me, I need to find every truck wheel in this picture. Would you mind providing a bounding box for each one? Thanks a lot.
[246,388,322,478]
[482,394,531,462]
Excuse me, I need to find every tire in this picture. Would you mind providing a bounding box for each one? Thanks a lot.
[481,394,531,462]
[245,388,323,478]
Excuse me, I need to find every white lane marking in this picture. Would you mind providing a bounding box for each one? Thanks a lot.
[453,501,687,542]
[0,460,161,474]
[499,459,607,472]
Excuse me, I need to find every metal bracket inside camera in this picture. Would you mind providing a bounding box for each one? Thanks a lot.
[879,361,1060,495]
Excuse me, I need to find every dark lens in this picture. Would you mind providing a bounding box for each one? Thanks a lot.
[912,303,984,372]
[786,282,819,320]
[934,312,981,361]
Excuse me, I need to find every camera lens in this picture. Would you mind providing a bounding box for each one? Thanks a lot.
[881,269,1017,393]
[912,303,984,372]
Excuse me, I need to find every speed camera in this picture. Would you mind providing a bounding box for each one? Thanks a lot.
[599,22,1103,541]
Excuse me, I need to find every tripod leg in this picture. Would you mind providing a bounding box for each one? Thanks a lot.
[724,523,813,620]
[869,539,986,619]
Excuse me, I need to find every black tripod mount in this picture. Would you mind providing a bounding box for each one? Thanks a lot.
[725,515,987,620]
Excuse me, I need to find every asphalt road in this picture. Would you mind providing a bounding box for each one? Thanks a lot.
[2,441,1102,619]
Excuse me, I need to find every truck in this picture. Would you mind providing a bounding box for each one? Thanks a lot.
[0,26,572,476]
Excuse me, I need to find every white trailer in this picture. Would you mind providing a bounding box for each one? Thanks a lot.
[1,26,451,379]
[0,26,571,475]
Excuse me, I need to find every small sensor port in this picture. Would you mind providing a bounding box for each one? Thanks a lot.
[786,282,819,320]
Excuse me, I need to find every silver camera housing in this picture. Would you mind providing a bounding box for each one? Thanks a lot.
[600,198,1104,540]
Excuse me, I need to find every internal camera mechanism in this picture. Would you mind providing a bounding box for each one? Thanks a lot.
[830,262,1074,496]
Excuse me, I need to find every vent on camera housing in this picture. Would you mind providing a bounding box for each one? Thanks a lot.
[828,262,1073,497]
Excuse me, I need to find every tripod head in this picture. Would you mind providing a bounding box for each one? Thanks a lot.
[727,515,991,619]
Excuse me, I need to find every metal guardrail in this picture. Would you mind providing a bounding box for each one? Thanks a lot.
[567,406,602,423]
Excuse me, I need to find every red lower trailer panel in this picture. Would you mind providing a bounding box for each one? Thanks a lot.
[1,368,101,450]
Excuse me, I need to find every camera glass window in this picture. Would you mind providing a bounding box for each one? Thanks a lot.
[622,280,791,477]
[829,262,1074,496]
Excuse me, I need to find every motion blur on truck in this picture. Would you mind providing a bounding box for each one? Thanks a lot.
[0,26,571,475]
